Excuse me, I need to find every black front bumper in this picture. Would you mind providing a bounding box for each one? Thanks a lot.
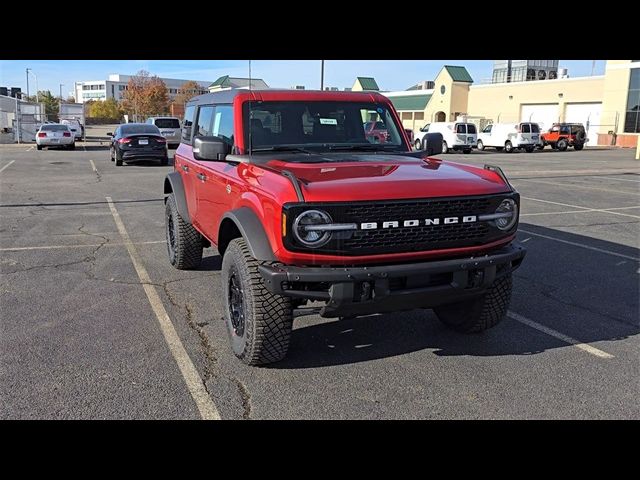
[259,242,526,318]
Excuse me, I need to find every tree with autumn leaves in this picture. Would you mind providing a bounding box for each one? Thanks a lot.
[121,70,170,121]
[171,80,204,110]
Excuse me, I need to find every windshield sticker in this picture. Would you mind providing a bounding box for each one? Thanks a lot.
[319,118,337,125]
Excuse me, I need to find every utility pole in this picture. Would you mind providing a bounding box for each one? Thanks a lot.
[320,60,325,91]
[26,68,30,99]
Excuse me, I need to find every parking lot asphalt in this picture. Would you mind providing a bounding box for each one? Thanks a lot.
[1,135,638,419]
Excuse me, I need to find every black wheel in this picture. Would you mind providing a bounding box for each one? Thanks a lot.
[463,148,472,154]
[573,143,584,151]
[557,139,568,151]
[504,140,513,153]
[442,141,448,154]
[525,146,534,153]
[115,147,123,166]
[165,193,203,269]
[222,238,293,366]
[414,139,422,150]
[536,143,545,150]
[434,273,513,333]
[36,145,42,151]
[476,140,484,151]
[160,154,169,165]
[68,143,75,150]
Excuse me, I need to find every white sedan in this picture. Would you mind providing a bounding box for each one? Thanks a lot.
[36,124,76,150]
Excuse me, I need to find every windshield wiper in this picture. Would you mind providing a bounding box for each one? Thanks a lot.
[328,144,400,152]
[251,145,315,154]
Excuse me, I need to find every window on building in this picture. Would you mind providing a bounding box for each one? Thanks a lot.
[414,112,424,121]
[624,69,640,133]
[119,85,126,91]
[401,112,412,120]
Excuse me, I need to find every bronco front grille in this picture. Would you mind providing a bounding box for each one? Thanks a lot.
[283,193,518,256]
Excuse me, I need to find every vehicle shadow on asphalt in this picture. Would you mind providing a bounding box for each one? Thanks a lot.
[272,224,639,369]
[199,254,222,271]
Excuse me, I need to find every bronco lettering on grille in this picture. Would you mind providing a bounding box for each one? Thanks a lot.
[360,216,477,230]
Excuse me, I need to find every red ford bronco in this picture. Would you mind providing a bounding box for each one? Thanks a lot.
[164,89,526,365]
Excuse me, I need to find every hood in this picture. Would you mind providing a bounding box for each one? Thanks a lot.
[263,154,510,202]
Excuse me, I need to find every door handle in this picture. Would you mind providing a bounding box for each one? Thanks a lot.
[181,165,189,172]
[197,173,207,181]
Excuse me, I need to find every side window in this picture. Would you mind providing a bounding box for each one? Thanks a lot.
[195,105,215,137]
[560,125,570,134]
[211,104,234,146]
[531,123,540,133]
[182,105,196,143]
[467,124,477,134]
[521,123,531,133]
[455,124,466,133]
[483,124,492,133]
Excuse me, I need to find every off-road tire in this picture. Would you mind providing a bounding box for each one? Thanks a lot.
[536,143,545,150]
[557,139,568,151]
[442,141,449,154]
[222,238,293,366]
[415,139,422,150]
[434,273,512,333]
[68,143,75,150]
[463,148,472,154]
[525,146,535,153]
[476,140,484,151]
[37,145,42,150]
[573,143,584,151]
[165,194,203,269]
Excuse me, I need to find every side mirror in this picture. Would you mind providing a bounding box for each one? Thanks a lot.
[193,136,229,161]
[106,132,113,136]
[423,132,443,156]
[404,128,414,143]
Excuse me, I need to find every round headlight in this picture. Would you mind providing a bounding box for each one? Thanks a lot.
[293,210,333,247]
[494,199,518,231]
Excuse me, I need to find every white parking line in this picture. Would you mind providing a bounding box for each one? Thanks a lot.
[601,176,640,183]
[521,196,640,220]
[89,159,98,173]
[0,160,15,174]
[515,178,638,196]
[518,229,640,261]
[0,240,164,251]
[521,205,640,218]
[508,311,614,359]
[106,196,220,420]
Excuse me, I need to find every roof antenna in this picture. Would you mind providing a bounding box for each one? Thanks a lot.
[248,59,253,155]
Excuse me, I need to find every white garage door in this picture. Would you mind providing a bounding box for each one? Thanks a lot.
[565,103,602,146]
[520,104,559,132]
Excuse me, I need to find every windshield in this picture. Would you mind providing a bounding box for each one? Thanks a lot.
[154,118,180,128]
[41,125,68,131]
[121,124,160,135]
[243,101,407,154]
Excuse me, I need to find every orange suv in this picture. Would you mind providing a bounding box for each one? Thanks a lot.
[539,123,586,151]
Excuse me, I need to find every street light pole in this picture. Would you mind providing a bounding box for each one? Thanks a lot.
[26,68,30,99]
[59,83,64,120]
[320,60,325,91]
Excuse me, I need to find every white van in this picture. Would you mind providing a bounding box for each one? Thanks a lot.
[477,122,540,153]
[425,122,477,154]
[413,123,431,150]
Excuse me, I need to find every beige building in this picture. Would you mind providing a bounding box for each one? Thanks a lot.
[383,60,640,147]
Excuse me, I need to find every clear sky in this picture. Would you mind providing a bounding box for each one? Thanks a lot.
[0,60,605,97]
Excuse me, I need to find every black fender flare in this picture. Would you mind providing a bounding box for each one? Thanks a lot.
[219,207,277,261]
[164,172,191,223]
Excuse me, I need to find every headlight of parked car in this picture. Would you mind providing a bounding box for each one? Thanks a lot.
[493,198,518,231]
[292,209,334,248]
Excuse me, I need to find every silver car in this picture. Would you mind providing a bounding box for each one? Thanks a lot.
[146,117,181,148]
[36,124,75,150]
